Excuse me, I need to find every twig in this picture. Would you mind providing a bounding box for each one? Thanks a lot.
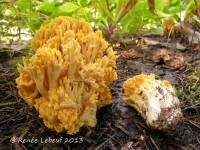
[107,134,121,146]
[13,142,23,150]
[183,103,200,110]
[197,137,200,144]
[19,126,30,139]
[113,123,130,136]
[187,120,200,129]
[95,134,115,150]
[149,136,160,150]
[0,101,20,107]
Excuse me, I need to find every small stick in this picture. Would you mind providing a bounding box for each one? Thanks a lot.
[188,120,200,129]
[95,134,115,150]
[0,101,20,107]
[150,136,160,150]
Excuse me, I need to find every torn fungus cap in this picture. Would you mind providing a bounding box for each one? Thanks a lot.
[122,74,183,129]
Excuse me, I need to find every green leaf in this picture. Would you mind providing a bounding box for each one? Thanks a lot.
[58,2,79,13]
[15,0,31,12]
[120,0,159,33]
[96,0,114,24]
[38,0,56,13]
[76,7,90,18]
[163,0,183,15]
[185,0,200,17]
[29,11,41,32]
[13,57,23,65]
[77,0,91,7]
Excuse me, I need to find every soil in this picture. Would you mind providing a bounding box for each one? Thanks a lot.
[0,35,200,150]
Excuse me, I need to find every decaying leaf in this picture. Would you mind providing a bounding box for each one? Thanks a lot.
[152,48,185,69]
[152,48,170,63]
[175,20,200,44]
[163,16,200,44]
[163,16,180,34]
[117,49,142,58]
[168,52,185,69]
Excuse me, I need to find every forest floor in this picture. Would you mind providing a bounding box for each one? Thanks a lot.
[0,34,200,150]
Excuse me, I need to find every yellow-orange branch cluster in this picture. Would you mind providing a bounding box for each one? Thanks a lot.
[16,17,117,134]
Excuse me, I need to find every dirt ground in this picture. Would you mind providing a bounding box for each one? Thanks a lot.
[0,35,200,150]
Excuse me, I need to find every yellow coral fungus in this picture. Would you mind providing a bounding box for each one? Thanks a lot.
[16,16,117,134]
[122,74,182,129]
[32,16,93,50]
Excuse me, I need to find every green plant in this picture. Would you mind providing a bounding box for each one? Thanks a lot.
[0,0,199,43]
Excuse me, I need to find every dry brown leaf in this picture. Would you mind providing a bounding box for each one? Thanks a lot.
[117,49,141,58]
[152,48,170,63]
[190,76,199,81]
[152,48,185,69]
[168,52,185,69]
[163,16,180,34]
